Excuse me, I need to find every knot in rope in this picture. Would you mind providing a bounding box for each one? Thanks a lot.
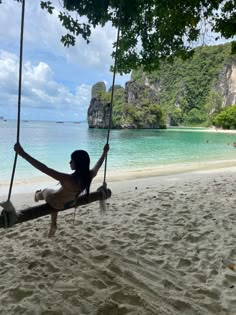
[97,182,108,214]
[0,201,18,228]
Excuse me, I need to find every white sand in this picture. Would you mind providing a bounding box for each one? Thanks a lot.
[0,167,236,314]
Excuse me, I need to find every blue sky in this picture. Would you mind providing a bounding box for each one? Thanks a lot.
[0,0,130,121]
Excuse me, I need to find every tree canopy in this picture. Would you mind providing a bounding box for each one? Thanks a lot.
[7,0,236,73]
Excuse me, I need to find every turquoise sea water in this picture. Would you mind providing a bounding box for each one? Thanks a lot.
[0,120,236,181]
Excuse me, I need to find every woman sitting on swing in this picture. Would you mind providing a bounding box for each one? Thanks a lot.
[14,142,109,237]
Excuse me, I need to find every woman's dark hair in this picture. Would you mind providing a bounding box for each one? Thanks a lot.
[71,150,91,198]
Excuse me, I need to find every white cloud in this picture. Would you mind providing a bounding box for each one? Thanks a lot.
[63,22,116,71]
[0,50,91,120]
[25,61,53,82]
[0,51,18,93]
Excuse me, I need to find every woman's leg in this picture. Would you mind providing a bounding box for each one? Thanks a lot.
[48,211,58,238]
[43,189,59,237]
[35,188,59,237]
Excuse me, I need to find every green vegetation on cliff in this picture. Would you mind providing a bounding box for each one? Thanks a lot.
[132,43,235,126]
[213,105,236,129]
[100,86,165,128]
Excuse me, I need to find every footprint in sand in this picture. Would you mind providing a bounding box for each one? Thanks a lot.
[176,257,192,268]
[92,254,110,262]
[91,278,107,289]
[9,286,33,302]
[97,300,128,315]
[161,279,183,291]
[94,244,107,250]
[195,287,221,300]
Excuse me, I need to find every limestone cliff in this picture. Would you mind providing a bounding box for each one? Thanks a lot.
[87,82,110,128]
[87,80,163,129]
[87,98,111,128]
[217,61,236,107]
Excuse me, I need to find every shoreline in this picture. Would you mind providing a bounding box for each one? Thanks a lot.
[1,162,235,212]
[2,119,236,132]
[1,158,236,197]
[169,126,236,134]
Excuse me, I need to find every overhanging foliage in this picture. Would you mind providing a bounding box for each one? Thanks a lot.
[4,0,236,73]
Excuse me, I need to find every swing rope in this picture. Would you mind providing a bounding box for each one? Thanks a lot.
[103,13,121,187]
[0,0,26,227]
[97,12,121,213]
[8,0,25,202]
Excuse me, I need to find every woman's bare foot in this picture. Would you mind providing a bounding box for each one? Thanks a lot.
[48,224,57,237]
[34,190,43,202]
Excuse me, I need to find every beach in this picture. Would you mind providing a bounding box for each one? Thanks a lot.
[0,167,236,314]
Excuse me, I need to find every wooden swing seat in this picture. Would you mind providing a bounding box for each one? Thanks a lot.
[0,188,111,229]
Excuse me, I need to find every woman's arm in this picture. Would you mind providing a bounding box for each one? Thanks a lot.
[14,143,70,182]
[91,143,109,179]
